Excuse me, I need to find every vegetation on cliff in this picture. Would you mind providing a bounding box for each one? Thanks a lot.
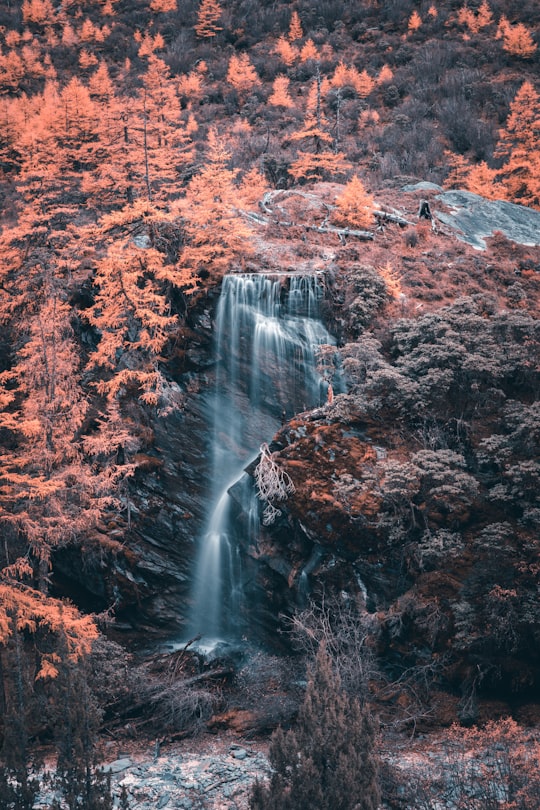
[0,0,539,805]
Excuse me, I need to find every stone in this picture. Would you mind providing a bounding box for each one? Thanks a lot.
[435,189,540,250]
[401,181,443,192]
[104,758,132,774]
[231,748,248,760]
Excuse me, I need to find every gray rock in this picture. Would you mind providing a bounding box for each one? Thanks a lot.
[231,748,248,760]
[435,189,540,250]
[401,181,443,192]
[157,793,170,808]
[104,758,132,774]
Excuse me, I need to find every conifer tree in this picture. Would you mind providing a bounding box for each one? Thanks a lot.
[288,10,303,42]
[226,52,260,97]
[299,38,318,61]
[289,71,351,182]
[194,0,223,38]
[408,10,422,32]
[177,129,253,284]
[476,0,493,29]
[268,75,294,108]
[274,34,297,66]
[501,22,537,58]
[495,81,540,207]
[150,0,176,12]
[250,645,380,810]
[51,630,112,810]
[0,615,39,810]
[332,175,375,229]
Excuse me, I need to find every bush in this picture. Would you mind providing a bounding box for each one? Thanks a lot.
[250,645,380,810]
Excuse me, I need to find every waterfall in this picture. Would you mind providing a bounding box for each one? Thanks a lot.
[187,273,337,645]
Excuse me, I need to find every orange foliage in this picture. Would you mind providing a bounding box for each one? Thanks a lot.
[22,0,56,26]
[177,129,253,282]
[0,582,98,660]
[79,49,98,69]
[275,34,298,66]
[377,64,393,84]
[300,39,319,62]
[476,0,493,29]
[466,161,508,200]
[288,10,303,42]
[408,10,422,32]
[501,22,537,58]
[226,52,260,95]
[88,60,115,98]
[268,74,294,108]
[331,175,375,229]
[331,62,374,97]
[150,0,177,11]
[194,0,223,38]
[495,81,540,207]
[457,5,479,34]
[238,166,268,208]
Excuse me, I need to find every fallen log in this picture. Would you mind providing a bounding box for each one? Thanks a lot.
[241,209,374,240]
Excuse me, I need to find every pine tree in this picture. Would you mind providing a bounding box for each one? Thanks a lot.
[495,81,540,207]
[194,0,223,38]
[177,129,253,284]
[226,52,260,97]
[288,10,303,42]
[332,175,375,229]
[268,75,294,108]
[250,645,380,810]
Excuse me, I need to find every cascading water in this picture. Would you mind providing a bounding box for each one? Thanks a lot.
[187,273,337,644]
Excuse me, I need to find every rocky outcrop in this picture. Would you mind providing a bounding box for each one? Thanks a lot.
[403,182,540,250]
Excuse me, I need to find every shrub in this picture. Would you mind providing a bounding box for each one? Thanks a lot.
[250,645,380,810]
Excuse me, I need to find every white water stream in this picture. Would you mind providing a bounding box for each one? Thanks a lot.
[187,273,337,644]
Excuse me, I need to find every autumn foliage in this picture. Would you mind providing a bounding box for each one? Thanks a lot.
[0,0,538,789]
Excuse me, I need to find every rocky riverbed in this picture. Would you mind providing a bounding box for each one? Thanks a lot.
[34,738,270,810]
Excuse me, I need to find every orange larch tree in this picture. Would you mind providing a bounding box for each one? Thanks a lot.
[177,129,253,284]
[331,175,375,230]
[501,21,537,58]
[465,161,508,200]
[268,74,294,108]
[495,81,540,207]
[275,34,298,66]
[408,10,422,33]
[288,10,303,42]
[150,0,177,12]
[289,70,351,183]
[300,38,319,62]
[0,266,104,590]
[226,52,260,98]
[194,0,223,39]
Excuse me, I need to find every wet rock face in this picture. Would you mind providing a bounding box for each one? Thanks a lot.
[224,410,398,637]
